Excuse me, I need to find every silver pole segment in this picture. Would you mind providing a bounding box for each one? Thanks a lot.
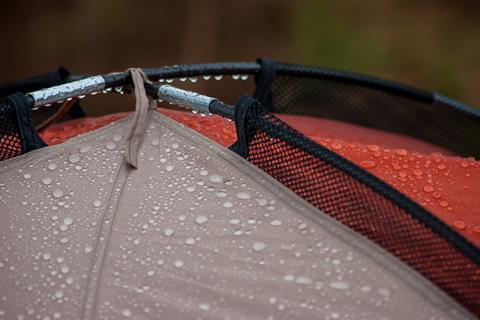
[158,85,216,114]
[27,76,106,108]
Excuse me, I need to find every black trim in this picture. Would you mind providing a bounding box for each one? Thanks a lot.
[253,58,276,111]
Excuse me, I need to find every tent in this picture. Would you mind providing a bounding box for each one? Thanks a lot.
[0,60,479,319]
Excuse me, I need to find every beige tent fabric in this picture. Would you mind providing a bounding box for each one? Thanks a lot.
[0,111,474,320]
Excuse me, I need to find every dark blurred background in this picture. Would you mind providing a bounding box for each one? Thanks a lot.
[0,0,479,115]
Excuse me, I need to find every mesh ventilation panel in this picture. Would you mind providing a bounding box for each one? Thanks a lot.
[269,63,480,158]
[0,101,22,161]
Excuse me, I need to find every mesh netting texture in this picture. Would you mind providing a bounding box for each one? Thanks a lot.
[271,64,480,158]
[239,101,480,316]
[0,101,22,161]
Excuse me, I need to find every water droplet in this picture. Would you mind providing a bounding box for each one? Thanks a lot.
[232,74,240,80]
[42,177,53,185]
[93,200,102,207]
[66,276,74,285]
[329,281,350,290]
[203,75,211,80]
[236,192,251,200]
[331,142,342,150]
[269,297,277,304]
[473,226,480,234]
[270,219,282,226]
[214,75,223,80]
[216,191,226,198]
[395,149,408,156]
[432,191,442,199]
[360,285,372,292]
[151,138,160,146]
[42,252,51,260]
[198,303,210,311]
[52,189,64,198]
[284,274,295,281]
[63,217,73,226]
[229,219,240,225]
[253,242,266,252]
[360,160,376,169]
[122,309,131,317]
[240,74,248,80]
[436,164,446,170]
[164,228,174,236]
[208,174,224,183]
[460,161,470,168]
[174,260,184,268]
[423,185,434,193]
[61,266,70,274]
[453,220,466,230]
[55,290,64,298]
[23,173,31,179]
[298,222,308,230]
[195,215,208,224]
[80,145,92,153]
[185,238,195,245]
[59,237,69,244]
[69,154,81,164]
[257,199,268,206]
[295,276,312,285]
[377,288,391,297]
[223,201,233,208]
[413,169,423,176]
[367,145,380,152]
[165,165,175,172]
[84,246,93,253]
[48,163,58,171]
[113,134,122,142]
[106,141,116,150]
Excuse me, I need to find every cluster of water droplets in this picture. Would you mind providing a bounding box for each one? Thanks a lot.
[0,120,131,320]
[324,138,480,239]
[93,116,459,319]
[0,114,467,319]
[158,74,248,85]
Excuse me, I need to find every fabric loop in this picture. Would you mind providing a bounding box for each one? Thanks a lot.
[124,68,156,168]
[229,95,260,158]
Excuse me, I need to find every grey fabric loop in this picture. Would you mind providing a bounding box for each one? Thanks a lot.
[125,68,156,168]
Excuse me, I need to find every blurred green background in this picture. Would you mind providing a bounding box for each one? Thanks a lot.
[1,0,479,112]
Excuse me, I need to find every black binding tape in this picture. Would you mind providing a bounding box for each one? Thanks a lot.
[6,93,47,153]
[253,58,276,111]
